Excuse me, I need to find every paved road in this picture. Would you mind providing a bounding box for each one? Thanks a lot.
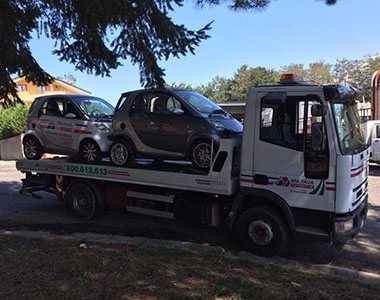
[1,160,379,275]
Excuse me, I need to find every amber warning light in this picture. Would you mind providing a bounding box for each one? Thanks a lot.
[279,73,318,85]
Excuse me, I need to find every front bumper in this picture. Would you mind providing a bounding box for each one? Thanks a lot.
[332,196,368,245]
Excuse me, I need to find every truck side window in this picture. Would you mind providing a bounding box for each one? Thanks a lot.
[260,95,301,151]
[302,98,329,179]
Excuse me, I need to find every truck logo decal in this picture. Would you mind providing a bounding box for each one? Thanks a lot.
[274,176,290,187]
[309,180,325,195]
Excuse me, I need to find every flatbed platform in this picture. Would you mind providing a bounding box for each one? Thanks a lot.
[16,137,241,195]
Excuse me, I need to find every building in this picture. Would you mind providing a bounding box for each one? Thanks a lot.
[13,76,91,105]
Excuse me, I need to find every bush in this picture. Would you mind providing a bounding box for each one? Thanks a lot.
[0,104,29,140]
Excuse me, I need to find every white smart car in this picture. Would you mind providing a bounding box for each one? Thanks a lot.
[23,94,114,164]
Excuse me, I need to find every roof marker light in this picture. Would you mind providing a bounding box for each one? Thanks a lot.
[279,73,318,85]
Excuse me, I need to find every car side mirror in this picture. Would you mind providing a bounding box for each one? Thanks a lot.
[172,108,184,115]
[64,113,76,119]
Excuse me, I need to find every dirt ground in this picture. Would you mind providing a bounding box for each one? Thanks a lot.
[0,235,379,300]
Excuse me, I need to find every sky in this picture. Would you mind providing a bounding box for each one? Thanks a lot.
[29,0,380,106]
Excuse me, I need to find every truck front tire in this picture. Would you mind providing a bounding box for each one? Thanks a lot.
[237,206,289,257]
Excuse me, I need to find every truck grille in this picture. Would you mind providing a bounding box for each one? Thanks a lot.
[352,178,368,207]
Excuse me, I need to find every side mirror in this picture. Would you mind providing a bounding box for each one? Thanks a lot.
[311,104,326,117]
[311,122,326,152]
[64,113,76,119]
[172,108,184,115]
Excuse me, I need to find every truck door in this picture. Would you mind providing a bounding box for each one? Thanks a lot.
[372,123,380,161]
[250,91,332,211]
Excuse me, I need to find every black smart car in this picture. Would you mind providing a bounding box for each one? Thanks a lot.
[109,88,243,170]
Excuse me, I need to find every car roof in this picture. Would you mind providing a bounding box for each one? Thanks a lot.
[120,88,189,97]
[34,94,100,101]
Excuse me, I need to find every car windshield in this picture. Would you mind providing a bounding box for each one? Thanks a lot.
[73,97,114,119]
[331,101,367,155]
[175,90,223,115]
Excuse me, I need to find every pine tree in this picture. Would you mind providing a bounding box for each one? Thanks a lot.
[0,0,337,106]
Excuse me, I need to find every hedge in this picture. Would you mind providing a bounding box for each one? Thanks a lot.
[0,104,29,140]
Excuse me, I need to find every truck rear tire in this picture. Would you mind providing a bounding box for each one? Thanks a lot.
[237,206,289,257]
[64,180,104,220]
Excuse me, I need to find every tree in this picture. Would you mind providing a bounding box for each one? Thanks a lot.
[57,72,77,85]
[280,63,308,77]
[307,61,334,84]
[198,76,233,103]
[281,61,334,84]
[0,0,338,106]
[230,65,279,102]
[332,58,357,85]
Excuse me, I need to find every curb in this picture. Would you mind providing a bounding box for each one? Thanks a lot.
[1,229,379,286]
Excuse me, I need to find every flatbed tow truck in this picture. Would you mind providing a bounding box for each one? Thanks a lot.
[16,74,369,256]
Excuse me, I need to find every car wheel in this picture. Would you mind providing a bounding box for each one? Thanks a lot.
[23,135,43,160]
[190,139,214,170]
[110,140,135,167]
[80,139,102,164]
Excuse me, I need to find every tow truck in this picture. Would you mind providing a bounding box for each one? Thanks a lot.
[16,74,369,256]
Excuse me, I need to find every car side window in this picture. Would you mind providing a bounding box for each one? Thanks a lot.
[131,95,147,115]
[40,99,64,117]
[166,96,182,112]
[151,96,169,114]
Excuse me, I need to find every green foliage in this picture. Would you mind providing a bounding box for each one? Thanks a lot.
[0,104,29,140]
[180,53,380,103]
[1,0,337,107]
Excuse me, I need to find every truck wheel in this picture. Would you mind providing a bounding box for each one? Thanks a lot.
[80,139,102,164]
[64,181,104,219]
[110,140,134,167]
[237,206,289,257]
[190,139,214,170]
[23,135,43,160]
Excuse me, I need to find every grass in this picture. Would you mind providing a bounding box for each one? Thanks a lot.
[0,235,378,300]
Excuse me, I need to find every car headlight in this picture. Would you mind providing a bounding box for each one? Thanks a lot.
[94,123,111,132]
[208,120,225,130]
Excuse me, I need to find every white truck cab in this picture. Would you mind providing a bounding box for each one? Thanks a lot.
[233,74,368,256]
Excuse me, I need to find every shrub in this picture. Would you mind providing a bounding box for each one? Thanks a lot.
[0,104,29,140]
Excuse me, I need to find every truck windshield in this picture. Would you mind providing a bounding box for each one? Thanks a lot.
[331,101,367,155]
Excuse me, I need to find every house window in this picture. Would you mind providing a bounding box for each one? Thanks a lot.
[38,86,47,94]
[17,84,27,92]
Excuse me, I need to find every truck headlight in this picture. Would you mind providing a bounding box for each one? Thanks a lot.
[334,219,353,233]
